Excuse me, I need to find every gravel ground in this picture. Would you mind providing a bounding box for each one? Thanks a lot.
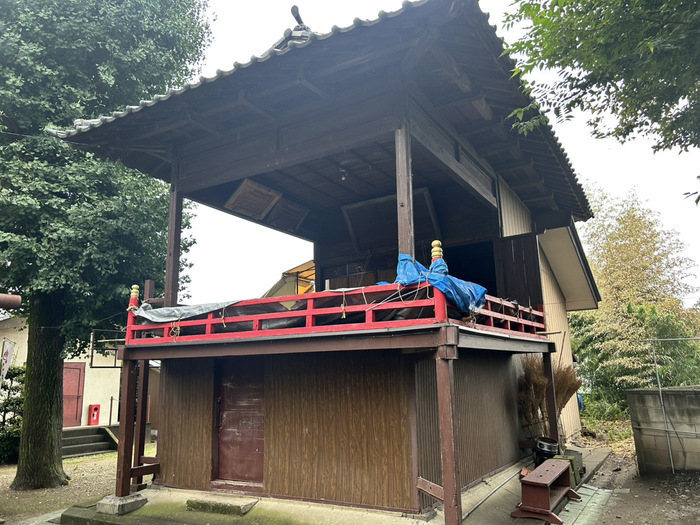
[580,428,700,525]
[587,451,700,525]
[0,444,156,525]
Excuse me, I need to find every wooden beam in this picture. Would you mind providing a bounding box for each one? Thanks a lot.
[477,139,523,158]
[430,42,472,93]
[237,90,275,121]
[297,65,330,100]
[186,113,226,139]
[120,328,445,360]
[116,359,137,497]
[400,28,441,76]
[417,477,444,501]
[490,158,536,175]
[458,120,510,142]
[164,158,183,307]
[522,193,559,211]
[130,464,160,478]
[507,177,547,193]
[435,346,462,525]
[471,96,494,122]
[395,114,415,258]
[179,115,396,193]
[411,117,496,209]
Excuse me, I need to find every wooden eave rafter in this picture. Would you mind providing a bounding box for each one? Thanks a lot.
[430,42,472,93]
[506,176,547,194]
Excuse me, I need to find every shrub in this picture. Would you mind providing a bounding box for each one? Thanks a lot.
[0,366,25,464]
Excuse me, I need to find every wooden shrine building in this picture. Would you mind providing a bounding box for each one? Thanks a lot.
[52,0,600,523]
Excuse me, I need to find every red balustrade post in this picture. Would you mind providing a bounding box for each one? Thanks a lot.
[306,299,316,328]
[431,240,448,323]
[125,285,139,343]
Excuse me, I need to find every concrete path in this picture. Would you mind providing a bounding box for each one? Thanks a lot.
[25,444,612,525]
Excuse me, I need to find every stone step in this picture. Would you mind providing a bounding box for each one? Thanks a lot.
[62,441,113,458]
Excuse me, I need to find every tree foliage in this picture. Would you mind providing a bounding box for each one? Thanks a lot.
[0,0,210,489]
[505,0,700,152]
[0,138,186,351]
[0,0,211,135]
[570,190,700,410]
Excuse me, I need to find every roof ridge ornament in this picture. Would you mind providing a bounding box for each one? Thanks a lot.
[274,5,313,50]
[291,5,310,32]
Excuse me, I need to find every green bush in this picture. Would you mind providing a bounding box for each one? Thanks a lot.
[0,366,25,464]
[581,395,628,421]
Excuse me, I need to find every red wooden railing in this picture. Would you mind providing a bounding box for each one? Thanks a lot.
[124,283,546,346]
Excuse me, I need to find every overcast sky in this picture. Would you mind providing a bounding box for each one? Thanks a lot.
[183,0,700,306]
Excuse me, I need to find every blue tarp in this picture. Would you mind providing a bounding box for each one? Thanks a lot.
[394,254,487,314]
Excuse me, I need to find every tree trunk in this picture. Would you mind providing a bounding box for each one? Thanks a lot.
[11,291,67,490]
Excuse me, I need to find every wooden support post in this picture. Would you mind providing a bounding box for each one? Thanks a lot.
[543,352,559,443]
[132,360,150,484]
[143,279,155,302]
[395,114,415,258]
[164,158,183,307]
[116,359,137,497]
[435,339,461,525]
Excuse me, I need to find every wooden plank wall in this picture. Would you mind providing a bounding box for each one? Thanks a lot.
[496,234,543,308]
[453,351,521,488]
[414,358,442,511]
[264,350,413,510]
[499,182,532,237]
[159,358,214,489]
[539,248,582,437]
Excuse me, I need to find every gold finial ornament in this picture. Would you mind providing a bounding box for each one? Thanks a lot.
[130,285,140,299]
[431,240,443,260]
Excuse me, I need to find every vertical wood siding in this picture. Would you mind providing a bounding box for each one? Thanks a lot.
[264,351,413,510]
[415,358,442,511]
[539,248,582,437]
[454,352,521,488]
[159,358,214,490]
[500,183,532,237]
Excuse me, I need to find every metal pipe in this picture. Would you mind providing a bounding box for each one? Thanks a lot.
[633,425,700,437]
[652,342,675,474]
[0,294,21,309]
[462,463,532,520]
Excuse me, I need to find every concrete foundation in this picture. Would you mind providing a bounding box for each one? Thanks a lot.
[96,493,148,515]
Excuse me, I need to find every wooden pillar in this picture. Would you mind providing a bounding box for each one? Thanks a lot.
[116,359,137,497]
[164,157,183,307]
[543,351,559,443]
[435,328,461,525]
[132,360,150,484]
[395,114,415,258]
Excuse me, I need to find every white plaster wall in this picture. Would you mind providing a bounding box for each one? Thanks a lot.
[500,182,532,237]
[539,248,582,438]
[1,317,121,427]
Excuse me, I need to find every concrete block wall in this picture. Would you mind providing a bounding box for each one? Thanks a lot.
[627,387,700,475]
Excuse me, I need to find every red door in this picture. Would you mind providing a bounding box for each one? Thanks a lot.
[218,357,264,483]
[63,362,86,427]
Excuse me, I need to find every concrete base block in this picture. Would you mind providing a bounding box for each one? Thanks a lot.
[96,493,148,515]
[186,498,257,516]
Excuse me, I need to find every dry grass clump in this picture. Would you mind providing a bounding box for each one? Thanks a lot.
[554,363,582,412]
[518,355,549,434]
[518,354,582,438]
